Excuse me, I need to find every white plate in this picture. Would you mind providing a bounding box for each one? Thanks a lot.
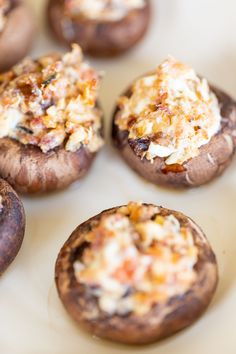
[0,0,236,353]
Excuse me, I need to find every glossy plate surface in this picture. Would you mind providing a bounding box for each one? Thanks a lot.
[0,0,236,353]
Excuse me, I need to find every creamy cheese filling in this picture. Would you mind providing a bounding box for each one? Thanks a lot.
[65,0,145,22]
[116,57,222,165]
[0,44,104,153]
[0,0,10,32]
[74,202,198,316]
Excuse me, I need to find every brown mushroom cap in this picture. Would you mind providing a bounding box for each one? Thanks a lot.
[47,0,151,57]
[0,0,35,72]
[112,85,236,188]
[0,178,25,274]
[55,204,218,344]
[0,137,99,194]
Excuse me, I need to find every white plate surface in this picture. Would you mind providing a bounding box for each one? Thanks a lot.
[0,0,236,353]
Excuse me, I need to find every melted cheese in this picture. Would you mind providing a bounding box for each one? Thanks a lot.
[0,45,104,153]
[74,202,198,316]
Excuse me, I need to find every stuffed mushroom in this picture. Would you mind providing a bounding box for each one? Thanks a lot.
[55,202,218,344]
[47,0,151,57]
[0,0,35,72]
[0,178,25,274]
[112,57,236,188]
[0,44,104,194]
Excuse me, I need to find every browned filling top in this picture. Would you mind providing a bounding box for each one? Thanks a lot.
[115,57,222,165]
[0,45,104,153]
[74,202,198,317]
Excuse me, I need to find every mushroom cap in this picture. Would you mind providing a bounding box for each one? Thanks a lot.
[47,0,151,57]
[0,1,35,72]
[0,178,25,274]
[55,204,218,344]
[112,85,236,188]
[0,137,98,194]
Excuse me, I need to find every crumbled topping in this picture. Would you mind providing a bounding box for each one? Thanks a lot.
[0,45,104,153]
[74,202,198,316]
[116,57,222,165]
[0,0,10,32]
[64,0,145,22]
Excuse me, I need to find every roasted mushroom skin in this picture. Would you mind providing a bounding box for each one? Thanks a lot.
[0,0,35,72]
[0,178,25,274]
[112,86,236,188]
[0,137,97,194]
[55,205,218,344]
[0,46,104,194]
[47,0,151,57]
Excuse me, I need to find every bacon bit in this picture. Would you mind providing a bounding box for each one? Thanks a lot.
[162,163,186,174]
[113,259,137,282]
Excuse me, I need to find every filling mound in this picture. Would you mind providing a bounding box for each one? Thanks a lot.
[74,202,198,316]
[64,0,145,22]
[0,44,103,153]
[116,57,222,165]
[0,0,10,32]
